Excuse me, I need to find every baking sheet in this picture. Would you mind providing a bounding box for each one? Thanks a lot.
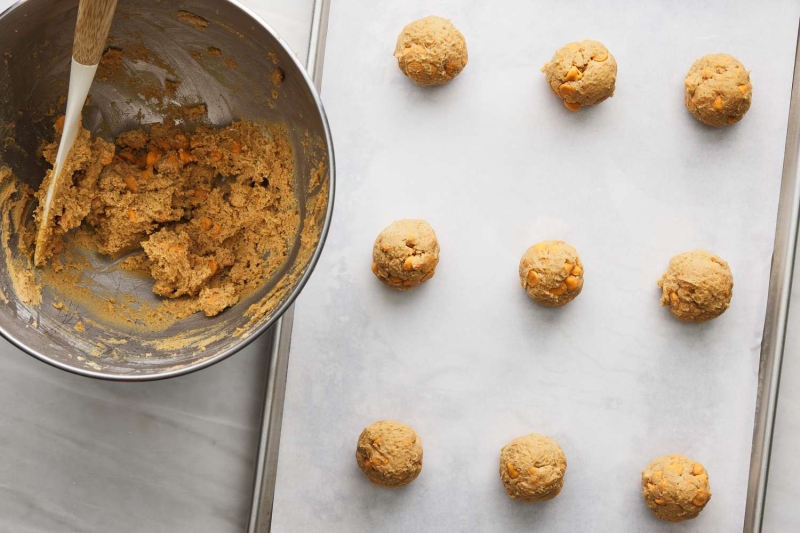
[272,1,800,531]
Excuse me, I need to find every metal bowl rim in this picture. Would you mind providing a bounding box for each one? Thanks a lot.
[0,0,336,381]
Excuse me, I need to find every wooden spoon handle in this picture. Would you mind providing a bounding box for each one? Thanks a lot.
[72,0,118,66]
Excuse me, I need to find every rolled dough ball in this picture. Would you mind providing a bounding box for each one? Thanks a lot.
[685,53,752,127]
[372,219,439,290]
[542,40,617,111]
[394,15,468,86]
[355,420,423,488]
[519,240,584,307]
[642,454,712,522]
[499,433,567,502]
[658,250,733,322]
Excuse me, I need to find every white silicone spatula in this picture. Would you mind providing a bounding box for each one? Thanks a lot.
[33,0,118,266]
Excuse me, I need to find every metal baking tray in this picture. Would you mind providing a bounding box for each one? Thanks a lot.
[250,4,798,532]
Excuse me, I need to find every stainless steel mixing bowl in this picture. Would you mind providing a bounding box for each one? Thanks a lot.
[0,0,334,379]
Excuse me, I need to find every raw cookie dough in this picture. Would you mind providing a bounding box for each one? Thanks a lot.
[356,420,423,488]
[499,433,567,502]
[642,454,712,522]
[519,240,584,307]
[542,40,617,111]
[394,15,468,86]
[685,53,752,127]
[33,123,115,265]
[372,219,439,290]
[658,250,733,323]
[33,120,299,318]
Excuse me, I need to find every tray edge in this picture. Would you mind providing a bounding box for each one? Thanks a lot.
[744,19,800,533]
[247,0,332,531]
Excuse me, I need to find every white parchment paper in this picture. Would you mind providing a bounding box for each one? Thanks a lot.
[273,1,800,531]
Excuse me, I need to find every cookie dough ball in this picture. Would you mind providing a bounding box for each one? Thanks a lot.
[642,454,712,522]
[372,219,439,290]
[356,420,423,488]
[499,433,567,502]
[658,250,733,322]
[519,240,584,307]
[542,40,617,111]
[394,16,468,86]
[685,54,752,127]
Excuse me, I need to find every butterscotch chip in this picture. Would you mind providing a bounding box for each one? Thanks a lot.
[519,240,584,307]
[356,420,423,488]
[394,16,468,86]
[642,454,712,522]
[372,219,439,290]
[499,434,567,502]
[684,53,752,127]
[542,40,617,111]
[658,249,733,322]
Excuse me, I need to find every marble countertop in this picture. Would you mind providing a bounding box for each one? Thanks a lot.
[1,0,799,532]
[0,1,313,532]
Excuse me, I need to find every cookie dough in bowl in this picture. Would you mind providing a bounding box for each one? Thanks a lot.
[642,454,712,522]
[685,53,752,127]
[356,420,423,488]
[0,0,334,380]
[542,40,617,111]
[519,240,584,307]
[372,219,439,290]
[499,433,567,502]
[30,121,299,319]
[394,15,468,86]
[658,250,733,322]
